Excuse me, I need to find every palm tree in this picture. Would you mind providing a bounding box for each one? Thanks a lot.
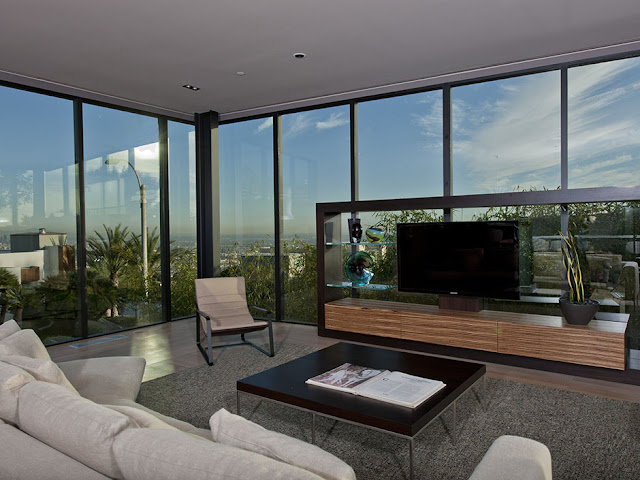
[0,268,19,324]
[87,224,133,317]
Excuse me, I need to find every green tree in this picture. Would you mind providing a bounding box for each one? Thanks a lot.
[87,224,134,317]
[170,246,198,318]
[0,268,19,324]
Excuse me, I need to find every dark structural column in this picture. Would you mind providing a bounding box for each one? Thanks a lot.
[195,111,221,279]
[73,100,88,338]
[442,85,452,222]
[158,118,171,322]
[273,114,285,321]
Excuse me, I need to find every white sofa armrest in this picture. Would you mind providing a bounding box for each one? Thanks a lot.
[57,356,146,403]
[469,435,552,480]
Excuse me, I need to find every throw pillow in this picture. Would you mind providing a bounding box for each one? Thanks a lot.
[0,355,78,394]
[113,428,322,480]
[19,381,134,479]
[0,360,36,426]
[210,408,356,480]
[0,320,20,342]
[0,329,51,361]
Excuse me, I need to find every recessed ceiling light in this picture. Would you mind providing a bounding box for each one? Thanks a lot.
[236,72,245,76]
[293,52,306,59]
[182,84,200,91]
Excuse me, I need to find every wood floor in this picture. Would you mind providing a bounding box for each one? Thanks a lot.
[47,317,640,403]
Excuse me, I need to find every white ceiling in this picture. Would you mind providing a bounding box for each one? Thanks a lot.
[1,0,640,121]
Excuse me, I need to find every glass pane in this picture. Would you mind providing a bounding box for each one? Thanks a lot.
[568,203,639,315]
[358,91,443,199]
[0,87,78,344]
[219,118,275,315]
[452,72,561,195]
[168,121,197,319]
[83,105,161,333]
[568,56,640,188]
[454,205,562,316]
[354,209,443,306]
[283,106,350,323]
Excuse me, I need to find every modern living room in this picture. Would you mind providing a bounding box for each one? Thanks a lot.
[2,1,640,479]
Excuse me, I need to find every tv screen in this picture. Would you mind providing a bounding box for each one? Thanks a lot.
[397,221,520,300]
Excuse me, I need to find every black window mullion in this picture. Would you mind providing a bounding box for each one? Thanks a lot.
[73,100,88,338]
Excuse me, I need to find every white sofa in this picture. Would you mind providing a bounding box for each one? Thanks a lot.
[0,320,552,479]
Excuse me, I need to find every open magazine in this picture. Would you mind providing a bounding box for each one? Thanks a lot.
[305,363,446,408]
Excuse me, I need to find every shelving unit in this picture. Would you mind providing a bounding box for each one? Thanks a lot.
[316,201,630,372]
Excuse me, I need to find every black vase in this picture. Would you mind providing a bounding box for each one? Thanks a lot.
[559,298,599,325]
[348,218,362,243]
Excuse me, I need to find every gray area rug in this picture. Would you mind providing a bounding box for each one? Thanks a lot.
[139,343,640,480]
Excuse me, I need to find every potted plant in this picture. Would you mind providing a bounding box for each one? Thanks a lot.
[559,231,599,325]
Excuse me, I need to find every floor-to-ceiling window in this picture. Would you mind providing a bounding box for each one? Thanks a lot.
[282,106,350,322]
[219,118,275,315]
[168,121,197,319]
[452,71,561,195]
[83,105,161,333]
[358,91,443,200]
[0,87,78,343]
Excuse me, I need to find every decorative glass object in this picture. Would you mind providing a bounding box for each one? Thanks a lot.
[345,251,374,285]
[365,227,385,243]
[348,218,362,243]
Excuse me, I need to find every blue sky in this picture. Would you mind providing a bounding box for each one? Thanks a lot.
[2,55,640,242]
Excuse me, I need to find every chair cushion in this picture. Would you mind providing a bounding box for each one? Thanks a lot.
[0,419,110,480]
[0,360,36,425]
[113,427,323,480]
[0,355,78,394]
[0,329,51,360]
[18,381,134,479]
[0,320,21,341]
[210,408,356,480]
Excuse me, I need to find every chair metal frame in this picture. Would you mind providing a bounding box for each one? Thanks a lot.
[196,305,275,366]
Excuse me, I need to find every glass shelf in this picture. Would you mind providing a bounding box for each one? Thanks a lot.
[326,282,396,291]
[325,241,396,246]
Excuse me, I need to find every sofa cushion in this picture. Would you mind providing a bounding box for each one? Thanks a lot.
[210,408,356,480]
[0,329,50,360]
[0,355,78,394]
[105,404,181,431]
[108,398,211,440]
[113,427,323,480]
[18,381,134,479]
[0,360,35,425]
[0,419,110,480]
[469,435,552,480]
[0,319,21,341]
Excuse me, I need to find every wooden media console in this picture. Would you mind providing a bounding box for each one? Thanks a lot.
[325,298,628,370]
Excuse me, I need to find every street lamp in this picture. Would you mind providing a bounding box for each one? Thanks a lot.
[105,158,147,295]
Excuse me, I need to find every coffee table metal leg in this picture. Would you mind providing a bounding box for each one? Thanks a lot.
[237,390,241,416]
[312,413,316,444]
[409,437,414,480]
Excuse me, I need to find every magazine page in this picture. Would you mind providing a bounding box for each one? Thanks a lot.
[305,363,386,393]
[355,371,446,408]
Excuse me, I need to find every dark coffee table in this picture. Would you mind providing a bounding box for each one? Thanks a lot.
[236,342,486,479]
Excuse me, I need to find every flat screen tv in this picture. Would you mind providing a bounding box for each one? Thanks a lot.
[397,221,520,300]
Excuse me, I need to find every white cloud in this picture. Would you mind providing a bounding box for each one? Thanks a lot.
[285,112,312,137]
[316,112,348,130]
[451,58,640,192]
[256,117,273,133]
